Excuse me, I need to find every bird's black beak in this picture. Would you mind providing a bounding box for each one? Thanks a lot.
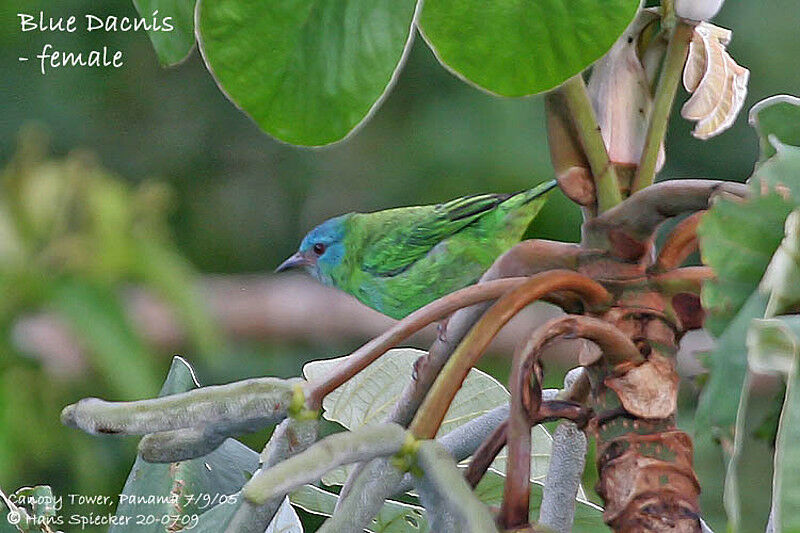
[275,252,310,273]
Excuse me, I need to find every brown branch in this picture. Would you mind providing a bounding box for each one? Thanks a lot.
[502,400,594,528]
[304,277,531,410]
[517,316,644,372]
[464,419,508,488]
[653,211,705,272]
[583,179,748,257]
[409,271,611,440]
[649,266,714,295]
[503,344,542,528]
[536,401,593,427]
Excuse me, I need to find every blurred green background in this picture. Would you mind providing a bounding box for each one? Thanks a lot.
[0,0,798,530]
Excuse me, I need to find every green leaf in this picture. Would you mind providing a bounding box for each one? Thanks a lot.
[303,348,552,485]
[419,0,641,96]
[157,355,200,396]
[196,0,419,146]
[132,0,196,65]
[292,484,428,533]
[112,357,261,532]
[414,441,499,532]
[698,194,793,337]
[700,150,800,531]
[720,370,778,533]
[749,142,800,205]
[748,95,800,161]
[697,138,800,447]
[50,279,161,399]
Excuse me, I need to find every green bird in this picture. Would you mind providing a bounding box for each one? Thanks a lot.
[276,180,556,319]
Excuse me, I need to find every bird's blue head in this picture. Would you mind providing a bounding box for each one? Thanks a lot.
[276,215,349,286]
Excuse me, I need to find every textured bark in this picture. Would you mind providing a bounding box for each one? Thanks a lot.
[589,294,701,532]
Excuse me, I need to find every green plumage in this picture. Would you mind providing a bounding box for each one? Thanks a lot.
[281,180,556,319]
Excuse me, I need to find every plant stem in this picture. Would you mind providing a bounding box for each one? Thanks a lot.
[560,75,623,213]
[649,266,714,295]
[545,92,596,218]
[653,211,704,271]
[631,21,693,194]
[464,419,508,487]
[661,0,677,30]
[584,179,748,246]
[408,271,610,439]
[243,424,407,505]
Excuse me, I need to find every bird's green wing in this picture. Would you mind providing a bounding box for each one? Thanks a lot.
[360,193,511,277]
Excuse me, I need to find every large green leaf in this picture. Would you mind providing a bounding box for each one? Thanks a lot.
[696,292,770,446]
[699,125,800,530]
[419,0,641,96]
[698,194,793,337]
[697,134,800,441]
[197,0,419,146]
[111,357,261,532]
[748,95,800,161]
[303,348,552,486]
[133,0,196,65]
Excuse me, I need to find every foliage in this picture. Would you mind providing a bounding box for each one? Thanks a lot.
[419,0,640,97]
[194,0,639,145]
[0,128,220,510]
[132,0,196,65]
[696,95,800,532]
[114,351,606,532]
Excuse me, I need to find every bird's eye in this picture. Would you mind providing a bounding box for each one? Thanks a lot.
[313,243,326,255]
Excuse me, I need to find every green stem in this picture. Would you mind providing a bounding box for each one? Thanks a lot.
[631,21,693,194]
[560,75,623,213]
[661,0,676,29]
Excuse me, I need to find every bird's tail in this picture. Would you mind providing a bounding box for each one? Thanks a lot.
[498,179,558,212]
[496,179,557,235]
[517,179,558,204]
